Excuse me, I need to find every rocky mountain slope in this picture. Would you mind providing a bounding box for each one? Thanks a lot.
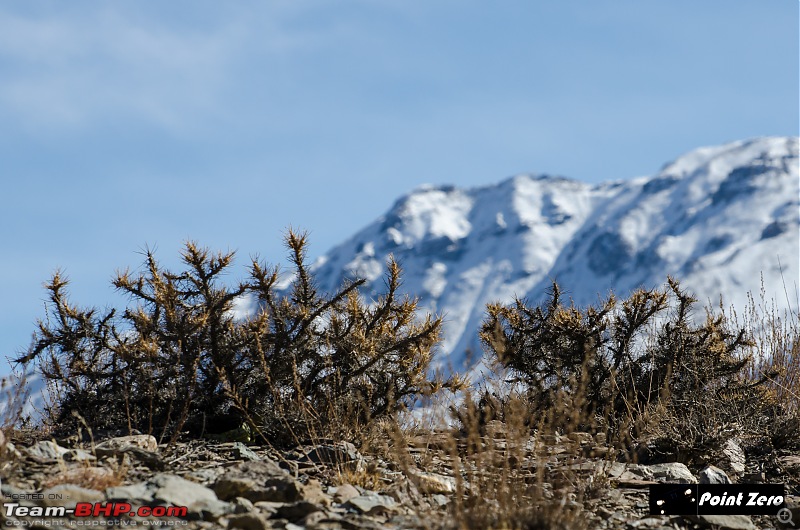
[309,137,799,372]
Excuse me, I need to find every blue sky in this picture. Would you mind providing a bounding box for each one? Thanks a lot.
[1,1,798,376]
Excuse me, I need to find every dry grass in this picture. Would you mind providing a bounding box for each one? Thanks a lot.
[41,463,126,491]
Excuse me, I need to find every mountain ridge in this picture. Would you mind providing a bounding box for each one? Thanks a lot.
[309,136,799,372]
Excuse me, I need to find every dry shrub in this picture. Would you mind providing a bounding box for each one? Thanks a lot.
[441,381,598,530]
[480,277,784,463]
[18,230,462,446]
[732,284,800,450]
[1,372,27,444]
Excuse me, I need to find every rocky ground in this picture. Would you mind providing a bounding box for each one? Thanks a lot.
[0,426,798,530]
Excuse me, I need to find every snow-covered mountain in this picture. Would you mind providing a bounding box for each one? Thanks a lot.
[310,137,799,372]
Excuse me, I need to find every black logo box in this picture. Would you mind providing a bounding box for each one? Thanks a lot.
[649,484,785,516]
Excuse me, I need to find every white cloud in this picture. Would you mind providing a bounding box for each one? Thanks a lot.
[0,4,321,135]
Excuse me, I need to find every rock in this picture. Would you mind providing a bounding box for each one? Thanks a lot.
[431,494,449,507]
[720,439,746,475]
[300,510,334,527]
[95,434,158,453]
[1,440,21,460]
[405,469,456,494]
[25,440,69,461]
[627,517,672,528]
[779,455,800,472]
[106,473,232,520]
[699,465,731,484]
[213,460,304,503]
[346,494,398,516]
[302,479,332,507]
[231,442,261,462]
[331,484,360,503]
[617,464,655,482]
[64,448,96,462]
[275,500,324,522]
[253,501,283,517]
[300,442,365,472]
[227,512,270,530]
[93,435,164,470]
[40,484,104,508]
[232,497,255,514]
[688,514,756,530]
[615,478,658,488]
[385,477,424,506]
[647,463,697,484]
[567,432,593,445]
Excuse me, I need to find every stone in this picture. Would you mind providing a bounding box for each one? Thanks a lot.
[617,464,655,482]
[106,473,233,520]
[302,479,332,507]
[25,440,69,461]
[699,465,731,484]
[93,435,164,470]
[299,510,333,527]
[227,512,270,530]
[688,514,756,530]
[647,462,697,483]
[615,478,658,488]
[213,460,304,503]
[232,497,255,514]
[253,501,283,516]
[627,517,671,528]
[779,455,800,472]
[331,484,360,504]
[346,494,398,516]
[40,484,104,508]
[95,434,158,453]
[567,432,593,445]
[231,442,261,462]
[275,500,324,522]
[300,442,365,472]
[431,494,449,507]
[405,469,456,494]
[64,448,96,462]
[1,440,21,460]
[721,439,746,475]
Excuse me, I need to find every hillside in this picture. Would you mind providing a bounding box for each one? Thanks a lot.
[309,137,799,371]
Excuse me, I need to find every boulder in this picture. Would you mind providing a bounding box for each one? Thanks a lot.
[106,473,232,520]
[699,465,731,484]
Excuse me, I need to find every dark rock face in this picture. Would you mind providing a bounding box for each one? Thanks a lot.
[541,193,572,225]
[705,234,733,253]
[712,165,772,206]
[761,221,788,240]
[587,231,633,276]
[642,175,679,195]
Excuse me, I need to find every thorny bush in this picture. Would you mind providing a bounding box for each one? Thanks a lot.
[479,278,786,459]
[19,231,462,445]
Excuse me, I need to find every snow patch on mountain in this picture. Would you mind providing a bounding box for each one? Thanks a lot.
[310,137,799,372]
